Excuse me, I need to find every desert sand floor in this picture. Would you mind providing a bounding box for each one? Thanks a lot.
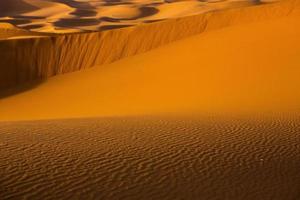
[1,8,300,200]
[1,116,300,199]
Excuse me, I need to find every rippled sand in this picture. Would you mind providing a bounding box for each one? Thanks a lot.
[0,0,270,33]
[1,116,300,199]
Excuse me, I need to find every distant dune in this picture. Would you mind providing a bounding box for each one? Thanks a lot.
[0,0,271,33]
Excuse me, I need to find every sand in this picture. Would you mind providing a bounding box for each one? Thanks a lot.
[1,10,300,121]
[0,0,298,89]
[1,116,300,199]
[0,0,269,33]
[1,1,300,199]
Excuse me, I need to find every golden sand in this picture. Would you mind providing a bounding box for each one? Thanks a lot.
[1,10,300,121]
[1,1,300,199]
[0,0,298,89]
[0,0,268,33]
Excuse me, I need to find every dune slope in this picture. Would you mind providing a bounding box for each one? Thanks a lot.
[1,11,300,121]
[0,0,299,89]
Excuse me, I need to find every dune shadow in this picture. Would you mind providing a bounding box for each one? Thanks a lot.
[125,7,159,20]
[0,79,45,99]
[99,24,133,31]
[54,18,100,28]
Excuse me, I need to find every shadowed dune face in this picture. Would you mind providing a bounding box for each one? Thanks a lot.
[0,0,266,33]
[1,116,300,199]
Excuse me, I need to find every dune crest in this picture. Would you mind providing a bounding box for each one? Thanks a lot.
[0,0,264,33]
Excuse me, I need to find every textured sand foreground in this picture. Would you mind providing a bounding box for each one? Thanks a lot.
[1,11,300,121]
[1,116,300,199]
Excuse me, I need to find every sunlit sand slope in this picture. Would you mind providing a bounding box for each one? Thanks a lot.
[1,117,300,199]
[1,11,300,121]
[0,0,298,89]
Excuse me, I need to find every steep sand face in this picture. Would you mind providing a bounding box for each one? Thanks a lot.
[1,116,300,199]
[0,0,299,89]
[0,12,300,121]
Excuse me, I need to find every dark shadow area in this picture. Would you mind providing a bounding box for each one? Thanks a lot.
[103,0,133,6]
[0,0,37,17]
[0,79,45,99]
[99,17,121,23]
[125,7,159,20]
[54,18,100,28]
[71,9,98,17]
[11,15,45,19]
[53,0,94,9]
[99,24,133,31]
[0,19,31,26]
[21,24,45,30]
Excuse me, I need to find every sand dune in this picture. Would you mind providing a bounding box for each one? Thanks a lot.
[1,1,300,199]
[1,10,300,121]
[0,23,50,40]
[0,0,298,89]
[0,0,265,33]
[1,116,300,199]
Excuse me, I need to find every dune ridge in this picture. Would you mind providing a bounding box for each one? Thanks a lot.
[0,0,299,89]
[0,0,270,33]
[0,23,51,40]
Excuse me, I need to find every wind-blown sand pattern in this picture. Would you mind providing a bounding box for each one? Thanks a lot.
[1,0,300,199]
[0,0,299,89]
[1,116,300,199]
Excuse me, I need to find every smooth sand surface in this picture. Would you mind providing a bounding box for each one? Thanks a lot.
[1,116,300,199]
[0,0,265,33]
[1,12,300,121]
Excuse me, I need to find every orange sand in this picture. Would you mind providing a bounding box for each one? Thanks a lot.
[0,0,265,33]
[1,2,300,200]
[1,0,297,89]
[1,11,300,121]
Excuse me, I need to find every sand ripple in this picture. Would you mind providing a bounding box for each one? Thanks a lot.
[0,0,265,33]
[1,116,300,199]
